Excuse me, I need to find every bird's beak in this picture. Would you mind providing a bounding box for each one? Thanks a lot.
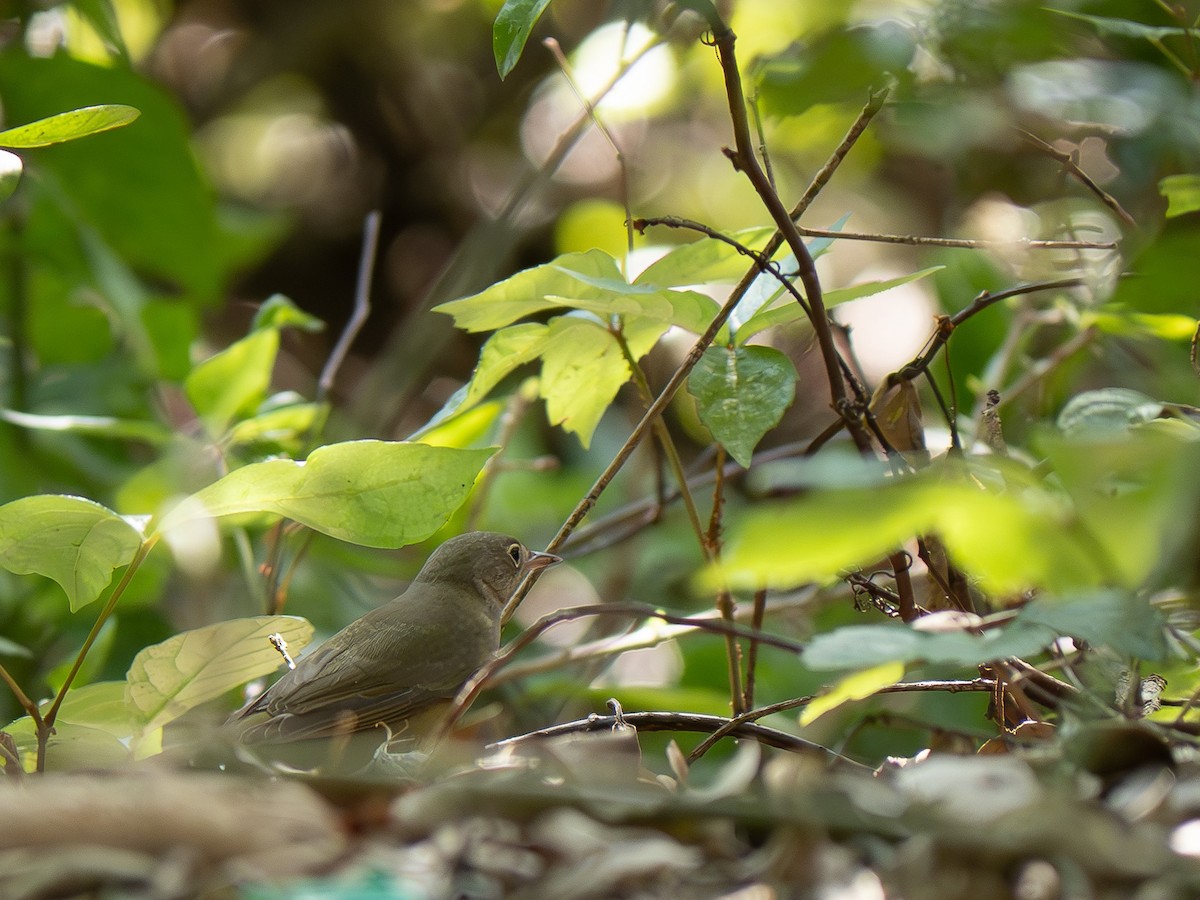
[525,550,562,571]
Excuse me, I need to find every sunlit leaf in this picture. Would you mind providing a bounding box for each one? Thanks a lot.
[435,249,712,334]
[494,0,555,78]
[634,227,775,287]
[800,662,905,725]
[157,441,494,548]
[226,400,324,454]
[125,616,314,733]
[687,346,796,467]
[0,104,139,148]
[184,328,279,437]
[465,323,552,406]
[709,465,1102,596]
[1161,174,1200,219]
[540,318,662,447]
[0,496,143,611]
[1090,310,1199,340]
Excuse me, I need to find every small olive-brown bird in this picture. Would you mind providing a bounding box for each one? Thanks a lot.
[229,532,559,746]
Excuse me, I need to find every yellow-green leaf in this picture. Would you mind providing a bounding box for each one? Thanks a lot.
[157,441,494,548]
[800,662,905,725]
[125,616,314,733]
[0,495,143,611]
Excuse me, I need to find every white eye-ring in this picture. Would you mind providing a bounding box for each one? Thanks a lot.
[507,543,523,567]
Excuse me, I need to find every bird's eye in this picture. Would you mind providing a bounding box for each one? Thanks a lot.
[507,543,523,567]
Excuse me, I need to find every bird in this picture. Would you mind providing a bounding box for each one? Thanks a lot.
[228,532,560,750]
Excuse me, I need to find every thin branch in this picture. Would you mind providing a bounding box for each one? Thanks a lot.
[40,535,158,771]
[544,37,635,260]
[317,209,381,403]
[794,225,1118,251]
[882,278,1087,390]
[0,662,38,721]
[792,84,891,220]
[687,677,996,763]
[996,327,1098,408]
[491,710,866,769]
[491,591,817,687]
[742,587,767,711]
[890,551,917,622]
[1018,129,1137,229]
[706,14,873,452]
[443,602,808,741]
[617,333,708,555]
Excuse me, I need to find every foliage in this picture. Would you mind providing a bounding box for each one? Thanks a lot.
[2,0,1200,892]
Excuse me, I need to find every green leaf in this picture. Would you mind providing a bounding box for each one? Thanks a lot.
[0,104,139,148]
[1055,388,1163,436]
[540,318,660,447]
[69,0,130,59]
[687,346,797,467]
[436,249,711,334]
[709,464,1102,596]
[1110,232,1200,318]
[0,148,21,203]
[157,441,494,549]
[800,662,905,725]
[466,323,553,406]
[494,0,555,78]
[1018,592,1168,662]
[1160,174,1200,219]
[125,616,313,733]
[184,328,280,436]
[252,293,325,332]
[0,55,222,303]
[0,408,173,444]
[4,682,139,770]
[735,267,944,343]
[226,399,324,454]
[802,621,1057,671]
[1039,432,1200,588]
[1048,9,1189,41]
[0,495,143,611]
[634,227,776,288]
[757,21,915,115]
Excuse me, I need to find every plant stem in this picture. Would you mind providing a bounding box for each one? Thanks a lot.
[38,535,158,771]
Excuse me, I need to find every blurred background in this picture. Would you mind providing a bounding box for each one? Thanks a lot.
[1,0,1198,755]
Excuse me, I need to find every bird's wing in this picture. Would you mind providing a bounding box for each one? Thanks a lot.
[235,681,453,742]
[232,590,497,742]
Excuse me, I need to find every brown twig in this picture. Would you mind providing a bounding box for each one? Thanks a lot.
[890,551,917,622]
[687,677,997,763]
[706,13,873,453]
[444,602,807,741]
[882,278,1088,390]
[742,587,768,711]
[1018,129,1138,229]
[491,709,865,768]
[792,85,891,220]
[317,209,381,403]
[794,225,1118,251]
